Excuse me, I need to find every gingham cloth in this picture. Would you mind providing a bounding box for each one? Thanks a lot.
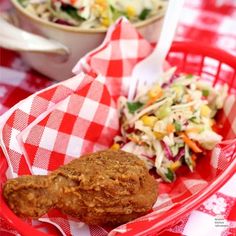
[0,1,236,236]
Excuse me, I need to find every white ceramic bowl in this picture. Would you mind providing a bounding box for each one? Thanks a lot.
[0,0,166,81]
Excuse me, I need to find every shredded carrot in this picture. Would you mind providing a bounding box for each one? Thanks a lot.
[166,123,175,133]
[179,132,202,153]
[190,106,195,112]
[209,119,215,127]
[128,136,144,145]
[187,95,192,102]
[191,154,197,161]
[145,91,163,107]
[212,123,222,133]
[70,0,77,5]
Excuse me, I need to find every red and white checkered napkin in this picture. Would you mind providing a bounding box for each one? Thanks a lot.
[19,74,118,175]
[0,72,119,236]
[73,18,153,99]
[1,18,236,236]
[0,73,99,177]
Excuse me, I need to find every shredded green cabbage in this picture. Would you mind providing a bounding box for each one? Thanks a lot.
[18,0,167,28]
[114,68,228,182]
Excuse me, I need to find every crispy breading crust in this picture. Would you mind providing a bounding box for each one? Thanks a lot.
[3,150,158,226]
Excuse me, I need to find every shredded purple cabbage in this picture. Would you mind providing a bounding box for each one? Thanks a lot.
[54,19,74,26]
[174,148,185,161]
[161,141,174,160]
[141,153,154,160]
[162,74,179,88]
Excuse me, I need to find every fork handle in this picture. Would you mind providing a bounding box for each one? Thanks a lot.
[152,0,185,69]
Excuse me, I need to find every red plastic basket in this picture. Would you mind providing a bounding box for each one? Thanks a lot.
[1,41,236,236]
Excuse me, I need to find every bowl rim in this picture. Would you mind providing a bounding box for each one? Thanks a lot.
[11,0,166,33]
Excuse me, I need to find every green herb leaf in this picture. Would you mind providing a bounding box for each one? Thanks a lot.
[189,116,197,123]
[139,8,151,20]
[127,101,143,114]
[18,0,28,7]
[184,145,194,172]
[174,121,182,132]
[202,89,210,97]
[62,5,85,21]
[110,5,115,12]
[165,168,175,182]
[110,6,119,17]
[110,5,124,21]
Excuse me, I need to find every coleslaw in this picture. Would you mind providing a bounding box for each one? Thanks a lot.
[112,68,228,182]
[18,0,167,28]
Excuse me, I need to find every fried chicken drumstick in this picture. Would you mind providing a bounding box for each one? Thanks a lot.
[3,150,158,226]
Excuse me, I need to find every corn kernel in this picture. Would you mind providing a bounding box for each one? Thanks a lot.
[111,143,120,150]
[148,85,162,99]
[140,115,157,127]
[126,6,136,17]
[186,126,202,134]
[153,131,165,140]
[170,161,181,171]
[200,105,211,117]
[95,0,107,7]
[101,17,110,27]
[95,0,108,13]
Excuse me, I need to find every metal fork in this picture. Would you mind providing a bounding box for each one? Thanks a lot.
[128,0,185,100]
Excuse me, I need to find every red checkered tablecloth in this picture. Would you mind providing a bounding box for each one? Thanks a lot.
[0,1,236,236]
